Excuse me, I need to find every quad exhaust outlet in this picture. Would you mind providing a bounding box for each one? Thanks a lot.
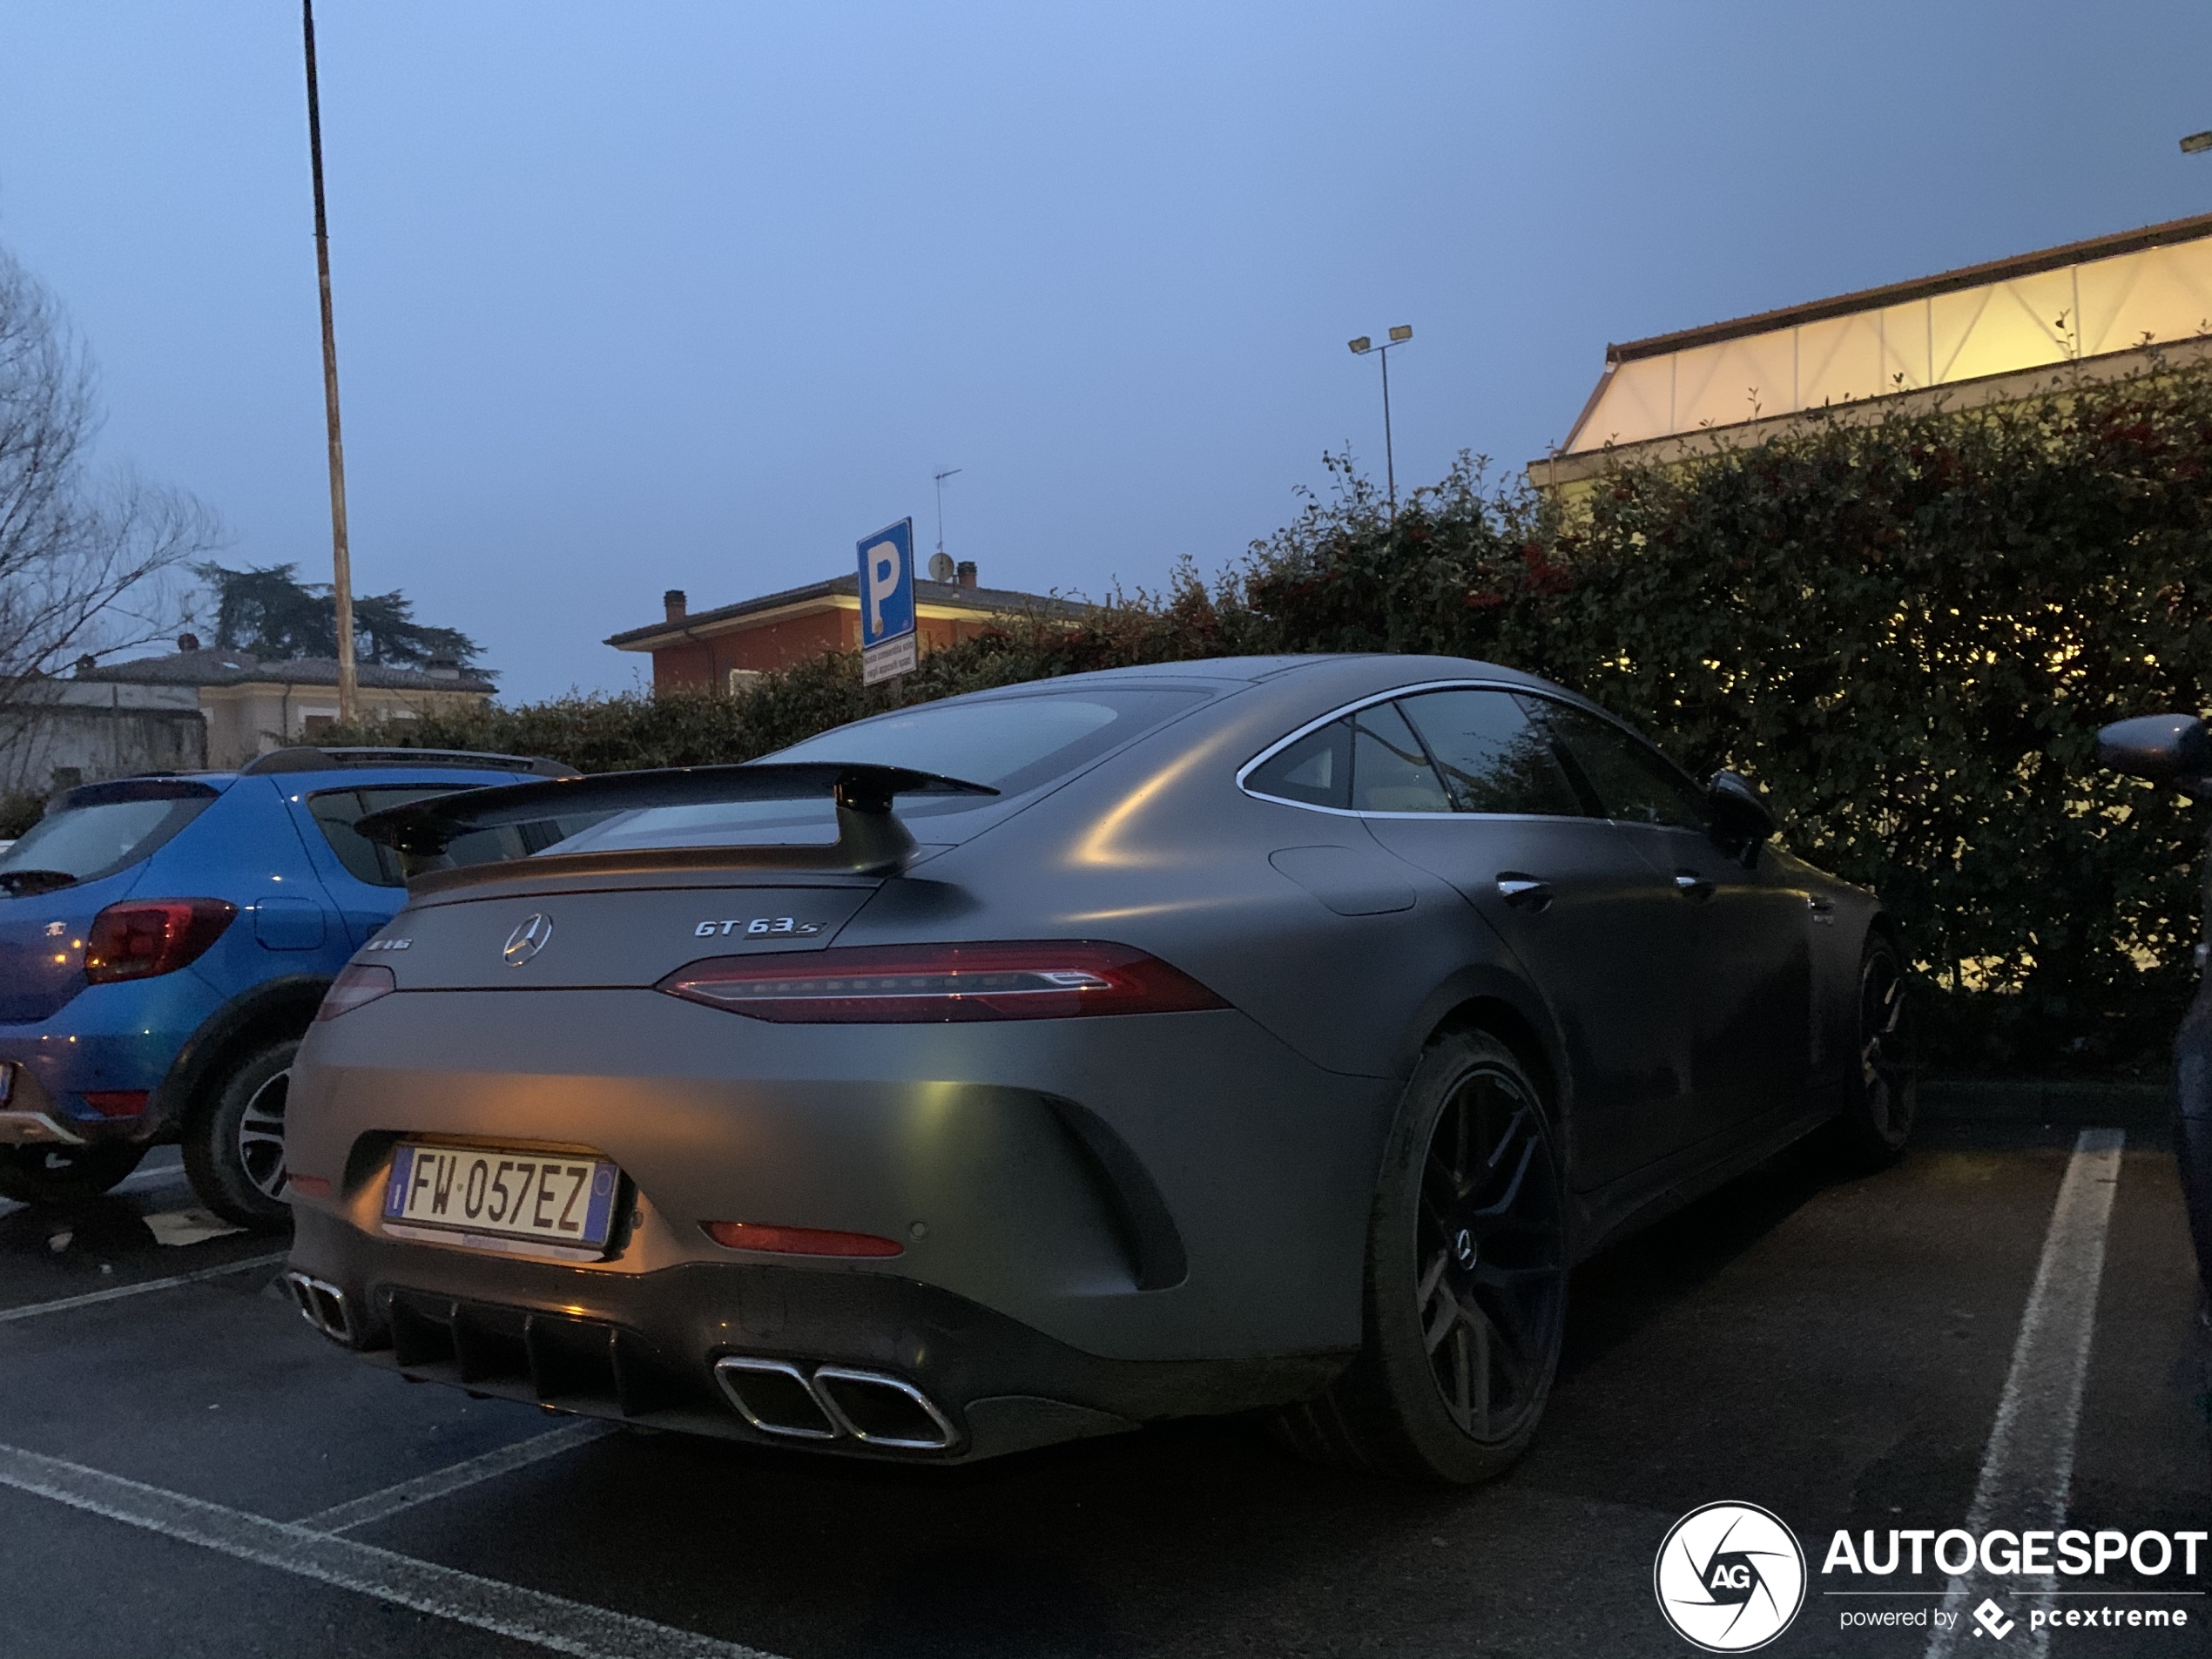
[712,1355,958,1451]
[284,1271,354,1344]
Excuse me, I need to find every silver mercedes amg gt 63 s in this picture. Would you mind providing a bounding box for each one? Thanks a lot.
[283,653,1912,1483]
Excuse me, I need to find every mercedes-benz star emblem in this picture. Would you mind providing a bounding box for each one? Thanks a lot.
[502,914,553,967]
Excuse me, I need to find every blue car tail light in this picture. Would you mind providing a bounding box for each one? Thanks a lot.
[656,941,1227,1023]
[83,900,238,984]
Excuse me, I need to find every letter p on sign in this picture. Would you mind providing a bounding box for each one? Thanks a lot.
[867,543,899,634]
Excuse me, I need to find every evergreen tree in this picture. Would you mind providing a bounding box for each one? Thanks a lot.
[192,563,481,669]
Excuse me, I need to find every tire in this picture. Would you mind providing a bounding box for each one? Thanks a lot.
[1826,934,1918,1168]
[1275,1029,1568,1484]
[183,1037,298,1231]
[0,1142,146,1204]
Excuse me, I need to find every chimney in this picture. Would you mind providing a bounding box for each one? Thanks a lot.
[664,589,688,623]
[73,654,96,677]
[177,631,201,653]
[427,657,462,681]
[955,560,978,590]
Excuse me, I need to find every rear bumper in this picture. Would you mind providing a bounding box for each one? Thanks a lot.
[288,988,1394,1361]
[0,971,224,1143]
[285,984,1392,1455]
[287,1207,1348,1462]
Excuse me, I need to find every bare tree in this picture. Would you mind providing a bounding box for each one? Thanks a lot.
[0,247,219,672]
[0,245,220,785]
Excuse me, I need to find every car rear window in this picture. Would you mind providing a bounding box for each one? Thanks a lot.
[0,779,217,887]
[548,687,1206,855]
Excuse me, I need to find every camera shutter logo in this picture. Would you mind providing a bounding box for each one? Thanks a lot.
[502,914,554,967]
[1654,1501,1806,1652]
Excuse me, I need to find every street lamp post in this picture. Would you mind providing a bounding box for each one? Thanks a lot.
[301,0,356,725]
[1348,325,1413,515]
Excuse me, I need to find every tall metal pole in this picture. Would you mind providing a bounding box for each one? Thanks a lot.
[302,0,357,724]
[1379,346,1397,516]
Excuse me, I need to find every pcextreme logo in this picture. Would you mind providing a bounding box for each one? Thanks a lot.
[1654,1502,1808,1652]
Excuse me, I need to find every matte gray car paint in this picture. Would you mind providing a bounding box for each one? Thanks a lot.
[286,651,1880,1459]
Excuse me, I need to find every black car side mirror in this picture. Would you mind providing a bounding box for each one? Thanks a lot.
[1705,770,1774,864]
[2095,714,2212,798]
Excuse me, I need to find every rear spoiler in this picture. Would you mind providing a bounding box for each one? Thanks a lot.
[354,761,999,880]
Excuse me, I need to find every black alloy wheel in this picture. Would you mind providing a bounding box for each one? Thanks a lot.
[1829,935,1917,1166]
[1273,1029,1568,1484]
[183,1036,298,1231]
[0,1142,146,1204]
[1415,1062,1567,1446]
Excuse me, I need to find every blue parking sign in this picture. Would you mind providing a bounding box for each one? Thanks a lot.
[856,518,918,685]
[857,519,916,650]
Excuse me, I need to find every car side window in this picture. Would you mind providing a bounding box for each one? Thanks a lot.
[1523,698,1707,829]
[1350,702,1453,813]
[1245,719,1353,810]
[1397,689,1584,816]
[308,786,469,887]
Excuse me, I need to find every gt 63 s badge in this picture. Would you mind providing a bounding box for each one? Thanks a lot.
[1655,1501,1806,1652]
[693,917,824,938]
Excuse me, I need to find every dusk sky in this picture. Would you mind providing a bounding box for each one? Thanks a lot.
[6,3,2212,699]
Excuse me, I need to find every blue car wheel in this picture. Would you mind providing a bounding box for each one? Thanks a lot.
[181,1036,296,1231]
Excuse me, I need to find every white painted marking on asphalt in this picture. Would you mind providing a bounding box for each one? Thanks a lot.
[0,1251,288,1324]
[1923,1128,2125,1659]
[300,1421,615,1534]
[0,1443,780,1659]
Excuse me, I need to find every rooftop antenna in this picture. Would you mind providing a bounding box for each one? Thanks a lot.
[929,467,962,582]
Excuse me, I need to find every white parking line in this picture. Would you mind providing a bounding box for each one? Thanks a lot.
[300,1421,615,1534]
[1924,1128,2125,1659]
[0,1252,288,1324]
[0,1442,781,1659]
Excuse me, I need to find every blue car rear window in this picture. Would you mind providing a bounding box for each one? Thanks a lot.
[0,780,216,888]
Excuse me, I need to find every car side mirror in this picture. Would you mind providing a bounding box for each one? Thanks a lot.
[1705,770,1773,864]
[2095,713,2212,797]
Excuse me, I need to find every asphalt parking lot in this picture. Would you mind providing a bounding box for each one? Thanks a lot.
[0,1108,2204,1659]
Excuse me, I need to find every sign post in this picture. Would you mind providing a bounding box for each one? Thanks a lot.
[857,518,919,689]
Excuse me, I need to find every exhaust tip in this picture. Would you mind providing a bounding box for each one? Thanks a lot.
[711,1355,960,1452]
[711,1356,839,1440]
[283,1271,353,1345]
[810,1366,958,1451]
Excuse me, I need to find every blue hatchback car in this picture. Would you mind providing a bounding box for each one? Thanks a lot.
[0,746,569,1228]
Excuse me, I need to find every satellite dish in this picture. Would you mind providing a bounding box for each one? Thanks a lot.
[927,551,956,583]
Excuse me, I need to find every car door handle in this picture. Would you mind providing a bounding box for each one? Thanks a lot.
[1496,874,1554,911]
[1674,871,1716,900]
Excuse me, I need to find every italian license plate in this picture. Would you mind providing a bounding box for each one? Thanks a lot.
[382,1144,619,1251]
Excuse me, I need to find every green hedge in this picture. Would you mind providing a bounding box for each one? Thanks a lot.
[334,367,2212,1076]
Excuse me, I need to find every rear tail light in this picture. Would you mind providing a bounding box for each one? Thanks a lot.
[84,900,237,984]
[316,962,396,1021]
[656,941,1227,1023]
[78,1090,149,1118]
[701,1221,904,1257]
